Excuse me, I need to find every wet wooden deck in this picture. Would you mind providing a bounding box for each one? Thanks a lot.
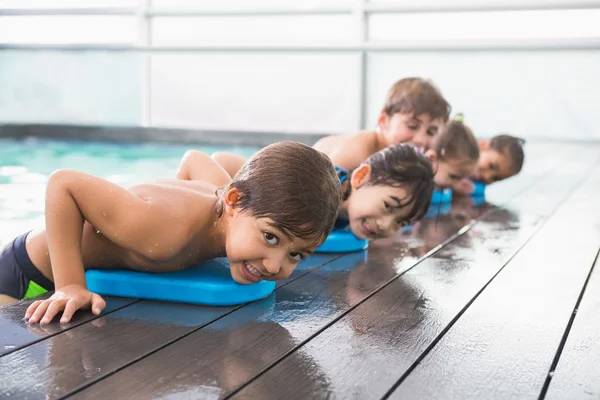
[1,142,599,400]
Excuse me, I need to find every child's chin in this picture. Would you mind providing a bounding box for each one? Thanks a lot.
[351,228,367,240]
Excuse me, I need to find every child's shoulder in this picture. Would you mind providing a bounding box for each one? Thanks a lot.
[314,130,378,152]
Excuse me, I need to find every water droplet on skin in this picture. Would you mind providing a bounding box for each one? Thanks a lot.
[155,243,158,247]
[102,211,107,217]
[149,249,153,253]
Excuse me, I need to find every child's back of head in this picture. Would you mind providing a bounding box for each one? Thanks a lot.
[476,134,525,184]
[338,143,435,240]
[365,143,435,223]
[231,141,341,247]
[377,77,451,152]
[428,119,480,189]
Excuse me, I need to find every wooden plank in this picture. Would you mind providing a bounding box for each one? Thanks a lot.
[389,154,600,399]
[542,178,600,400]
[230,145,598,399]
[64,144,573,399]
[66,233,454,399]
[0,253,339,399]
[0,295,137,357]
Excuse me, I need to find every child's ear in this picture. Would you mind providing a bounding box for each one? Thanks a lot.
[224,186,241,216]
[376,111,390,133]
[350,164,372,189]
[479,139,490,150]
[425,149,437,163]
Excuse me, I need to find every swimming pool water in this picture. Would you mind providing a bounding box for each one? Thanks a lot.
[0,138,259,246]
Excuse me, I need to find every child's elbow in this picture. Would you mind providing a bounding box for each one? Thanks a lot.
[47,169,79,188]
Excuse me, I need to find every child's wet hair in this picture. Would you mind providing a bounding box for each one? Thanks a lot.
[434,120,479,165]
[489,134,526,176]
[363,144,435,223]
[225,142,341,248]
[382,77,451,123]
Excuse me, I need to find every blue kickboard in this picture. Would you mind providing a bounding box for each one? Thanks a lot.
[472,181,486,197]
[85,258,276,306]
[315,229,368,253]
[431,188,453,204]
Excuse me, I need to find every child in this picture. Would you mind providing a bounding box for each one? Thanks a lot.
[334,144,435,240]
[178,144,434,241]
[424,119,480,190]
[312,77,451,171]
[0,142,342,324]
[210,77,451,179]
[454,134,526,195]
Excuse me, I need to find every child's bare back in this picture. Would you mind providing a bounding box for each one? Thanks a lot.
[26,176,223,285]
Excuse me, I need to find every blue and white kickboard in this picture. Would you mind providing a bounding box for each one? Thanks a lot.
[86,258,276,306]
[315,229,368,253]
[431,188,453,204]
[472,181,486,197]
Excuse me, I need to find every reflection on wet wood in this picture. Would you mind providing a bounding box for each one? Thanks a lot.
[390,154,600,399]
[0,295,137,357]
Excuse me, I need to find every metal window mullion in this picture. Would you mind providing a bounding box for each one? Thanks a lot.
[364,0,600,14]
[137,0,151,127]
[354,0,369,130]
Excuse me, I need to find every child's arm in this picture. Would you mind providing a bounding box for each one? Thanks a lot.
[211,152,248,179]
[25,170,196,324]
[314,134,375,171]
[176,150,232,187]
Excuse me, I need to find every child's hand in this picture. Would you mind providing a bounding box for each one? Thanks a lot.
[24,284,106,324]
[453,178,475,196]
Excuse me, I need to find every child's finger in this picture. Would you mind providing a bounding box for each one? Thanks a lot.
[25,300,43,320]
[41,300,66,324]
[28,300,51,323]
[90,293,106,315]
[60,299,80,323]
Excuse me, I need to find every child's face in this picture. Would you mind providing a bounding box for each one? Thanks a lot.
[345,166,416,240]
[475,148,513,184]
[434,158,478,190]
[224,192,316,284]
[378,112,443,151]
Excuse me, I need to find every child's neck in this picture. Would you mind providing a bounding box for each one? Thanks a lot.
[374,129,393,150]
[206,210,230,258]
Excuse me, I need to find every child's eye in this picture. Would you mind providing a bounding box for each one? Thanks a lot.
[397,219,408,227]
[289,252,303,262]
[264,232,279,245]
[426,129,437,137]
[407,124,419,130]
[384,202,393,212]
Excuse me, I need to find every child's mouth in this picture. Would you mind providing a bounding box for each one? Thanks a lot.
[241,261,263,283]
[360,220,377,239]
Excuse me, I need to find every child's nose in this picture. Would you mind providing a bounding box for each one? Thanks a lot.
[263,256,284,275]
